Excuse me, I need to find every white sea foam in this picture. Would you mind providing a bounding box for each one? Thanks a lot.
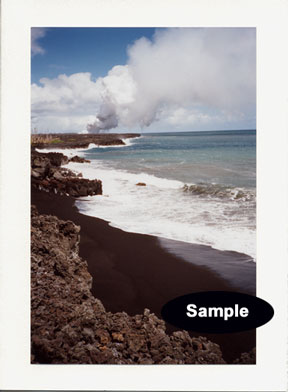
[35,145,96,158]
[66,160,256,261]
[122,135,142,146]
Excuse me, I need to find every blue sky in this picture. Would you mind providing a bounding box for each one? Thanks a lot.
[31,28,156,84]
[31,28,256,133]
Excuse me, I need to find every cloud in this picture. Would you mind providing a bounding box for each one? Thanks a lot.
[31,28,47,56]
[31,72,103,132]
[31,28,256,133]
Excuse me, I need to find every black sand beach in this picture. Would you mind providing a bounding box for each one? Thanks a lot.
[32,187,256,363]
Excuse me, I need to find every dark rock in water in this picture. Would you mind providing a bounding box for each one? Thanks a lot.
[31,149,101,197]
[136,182,146,186]
[98,138,125,146]
[69,155,91,163]
[31,206,227,364]
[33,177,102,197]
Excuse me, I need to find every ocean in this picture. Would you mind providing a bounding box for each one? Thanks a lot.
[61,130,256,264]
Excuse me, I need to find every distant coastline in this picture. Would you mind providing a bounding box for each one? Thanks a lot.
[31,132,141,149]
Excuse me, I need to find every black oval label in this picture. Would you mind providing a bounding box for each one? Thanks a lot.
[161,291,274,333]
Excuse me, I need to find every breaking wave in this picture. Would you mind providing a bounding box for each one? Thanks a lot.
[182,183,255,202]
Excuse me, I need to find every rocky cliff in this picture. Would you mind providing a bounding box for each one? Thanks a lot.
[31,206,226,364]
[31,150,102,197]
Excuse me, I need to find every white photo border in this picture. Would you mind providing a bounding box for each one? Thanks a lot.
[1,0,288,390]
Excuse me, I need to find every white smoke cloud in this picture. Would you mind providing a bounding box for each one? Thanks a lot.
[31,28,256,133]
[31,28,47,56]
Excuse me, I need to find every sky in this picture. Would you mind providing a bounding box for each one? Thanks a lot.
[31,27,256,134]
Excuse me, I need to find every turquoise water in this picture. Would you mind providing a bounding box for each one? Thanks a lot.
[84,130,256,189]
[62,129,256,260]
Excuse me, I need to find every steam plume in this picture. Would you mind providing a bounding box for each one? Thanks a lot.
[86,28,255,133]
[31,28,256,133]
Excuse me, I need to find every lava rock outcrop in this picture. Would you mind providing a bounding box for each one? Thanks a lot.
[31,150,102,197]
[31,206,226,365]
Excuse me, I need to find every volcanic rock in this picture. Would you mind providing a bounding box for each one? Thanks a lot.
[69,155,91,163]
[34,177,102,197]
[31,206,227,364]
[31,149,101,197]
[31,133,140,149]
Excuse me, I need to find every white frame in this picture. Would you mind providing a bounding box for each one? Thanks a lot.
[1,0,288,390]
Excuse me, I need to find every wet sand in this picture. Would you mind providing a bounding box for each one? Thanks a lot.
[32,187,256,363]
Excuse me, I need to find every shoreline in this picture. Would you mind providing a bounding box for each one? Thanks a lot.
[33,133,256,260]
[31,132,141,150]
[32,186,256,363]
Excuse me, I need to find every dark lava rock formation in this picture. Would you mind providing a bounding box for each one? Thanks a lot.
[69,155,91,163]
[31,206,226,364]
[31,150,102,197]
[31,133,140,196]
[31,133,140,149]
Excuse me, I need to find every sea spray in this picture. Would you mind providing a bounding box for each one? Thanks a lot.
[63,130,256,260]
